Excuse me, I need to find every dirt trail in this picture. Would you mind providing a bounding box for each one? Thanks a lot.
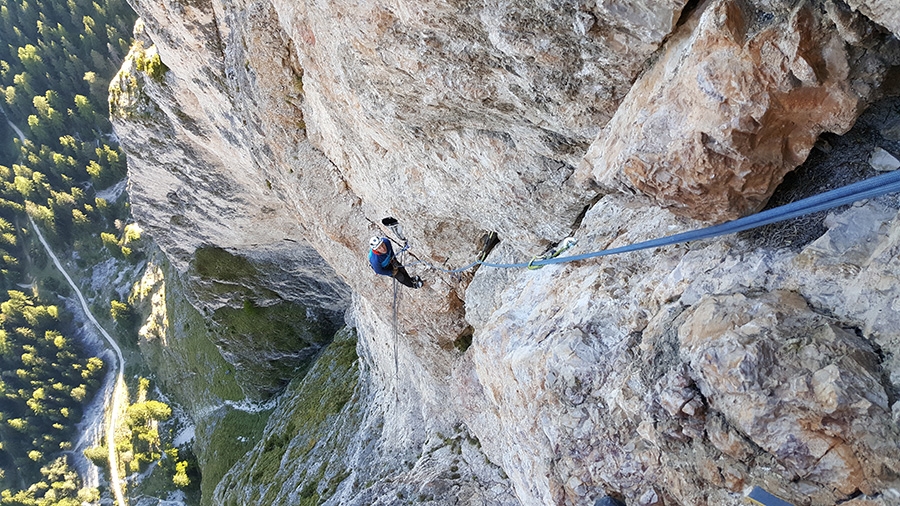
[30,217,129,506]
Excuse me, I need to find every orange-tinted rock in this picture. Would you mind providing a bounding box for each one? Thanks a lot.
[579,0,896,221]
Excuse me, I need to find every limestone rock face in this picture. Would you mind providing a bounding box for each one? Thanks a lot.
[112,23,351,398]
[111,0,900,504]
[578,0,900,221]
[679,291,898,496]
[461,197,900,505]
[281,0,695,255]
[844,0,900,36]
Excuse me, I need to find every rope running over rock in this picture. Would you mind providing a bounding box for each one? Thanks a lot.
[410,169,900,273]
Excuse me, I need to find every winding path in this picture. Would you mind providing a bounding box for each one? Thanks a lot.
[1,106,25,142]
[29,217,128,506]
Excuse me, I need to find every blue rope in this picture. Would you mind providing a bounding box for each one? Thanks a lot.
[420,170,900,273]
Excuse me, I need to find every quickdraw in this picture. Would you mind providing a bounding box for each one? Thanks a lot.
[527,236,577,270]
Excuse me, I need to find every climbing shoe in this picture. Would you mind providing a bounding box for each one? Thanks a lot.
[414,276,424,289]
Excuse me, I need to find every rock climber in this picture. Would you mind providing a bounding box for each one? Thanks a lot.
[368,236,423,289]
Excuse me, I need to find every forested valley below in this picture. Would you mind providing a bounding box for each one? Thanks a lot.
[1,0,195,504]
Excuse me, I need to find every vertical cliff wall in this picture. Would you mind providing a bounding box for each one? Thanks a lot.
[112,0,900,504]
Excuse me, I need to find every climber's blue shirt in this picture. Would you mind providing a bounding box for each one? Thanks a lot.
[369,241,394,276]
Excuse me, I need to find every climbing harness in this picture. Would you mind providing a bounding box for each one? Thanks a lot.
[528,236,577,270]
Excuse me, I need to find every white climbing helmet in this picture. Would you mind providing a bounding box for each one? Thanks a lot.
[369,236,384,249]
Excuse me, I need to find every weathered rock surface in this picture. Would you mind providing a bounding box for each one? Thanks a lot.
[110,0,900,504]
[679,291,899,496]
[844,0,900,36]
[461,195,900,505]
[113,17,352,398]
[578,0,900,222]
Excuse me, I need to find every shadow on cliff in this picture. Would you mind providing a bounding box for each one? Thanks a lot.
[741,95,900,250]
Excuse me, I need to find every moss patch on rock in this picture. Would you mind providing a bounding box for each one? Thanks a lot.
[194,246,260,282]
[186,246,341,397]
[198,408,270,506]
[137,254,245,407]
[247,329,357,487]
[213,327,360,506]
[210,298,335,397]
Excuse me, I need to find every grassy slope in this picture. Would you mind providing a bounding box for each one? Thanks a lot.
[215,327,360,506]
